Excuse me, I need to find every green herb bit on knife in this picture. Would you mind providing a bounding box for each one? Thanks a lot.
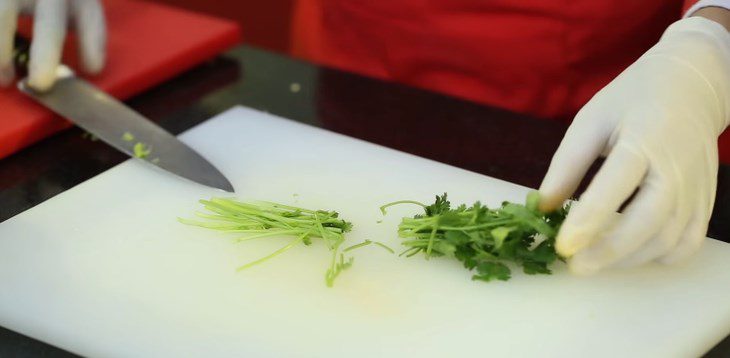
[122,132,153,159]
[133,142,152,159]
[380,192,570,282]
[179,198,359,287]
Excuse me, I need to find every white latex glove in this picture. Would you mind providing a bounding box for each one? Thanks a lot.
[539,17,730,275]
[0,0,105,91]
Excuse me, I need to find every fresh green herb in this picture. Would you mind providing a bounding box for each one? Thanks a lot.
[133,142,152,159]
[179,198,354,287]
[373,241,396,254]
[381,192,569,282]
[123,133,153,160]
[344,240,372,252]
[343,239,395,254]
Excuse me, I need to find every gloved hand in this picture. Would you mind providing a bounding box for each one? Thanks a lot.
[539,17,730,275]
[0,0,105,91]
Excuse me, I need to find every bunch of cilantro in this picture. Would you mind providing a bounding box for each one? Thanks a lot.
[381,192,570,282]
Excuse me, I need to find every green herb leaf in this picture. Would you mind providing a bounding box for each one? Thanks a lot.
[382,192,570,282]
[472,262,511,282]
[425,193,450,216]
[522,261,551,275]
[490,226,514,249]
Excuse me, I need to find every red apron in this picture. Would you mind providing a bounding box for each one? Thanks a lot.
[291,0,730,163]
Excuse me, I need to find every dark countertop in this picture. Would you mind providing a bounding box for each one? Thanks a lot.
[0,46,728,357]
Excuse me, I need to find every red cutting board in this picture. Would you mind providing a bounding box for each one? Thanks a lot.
[0,0,241,160]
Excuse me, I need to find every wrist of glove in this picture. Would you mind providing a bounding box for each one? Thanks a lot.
[0,0,106,91]
[539,17,730,275]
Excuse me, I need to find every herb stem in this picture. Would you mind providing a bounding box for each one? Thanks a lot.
[373,241,395,254]
[236,234,306,271]
[380,200,427,215]
[181,197,355,287]
[344,240,372,252]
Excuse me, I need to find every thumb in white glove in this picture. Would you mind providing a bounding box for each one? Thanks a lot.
[0,0,106,91]
[539,17,730,275]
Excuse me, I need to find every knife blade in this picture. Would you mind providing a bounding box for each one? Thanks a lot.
[13,36,234,192]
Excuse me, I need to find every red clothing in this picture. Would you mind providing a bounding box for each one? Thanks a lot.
[291,0,730,162]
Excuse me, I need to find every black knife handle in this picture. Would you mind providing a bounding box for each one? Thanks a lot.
[13,34,30,76]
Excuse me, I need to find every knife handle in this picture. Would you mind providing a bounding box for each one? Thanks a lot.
[13,34,30,76]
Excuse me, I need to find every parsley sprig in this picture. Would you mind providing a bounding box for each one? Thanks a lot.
[381,192,569,282]
[179,198,354,286]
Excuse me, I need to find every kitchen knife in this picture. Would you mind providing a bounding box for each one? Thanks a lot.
[13,35,234,192]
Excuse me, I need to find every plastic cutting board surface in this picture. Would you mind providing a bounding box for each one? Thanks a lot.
[0,106,729,357]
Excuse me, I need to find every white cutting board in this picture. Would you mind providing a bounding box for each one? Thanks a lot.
[1,106,729,357]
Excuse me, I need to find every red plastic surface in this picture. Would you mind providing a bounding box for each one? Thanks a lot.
[0,0,241,160]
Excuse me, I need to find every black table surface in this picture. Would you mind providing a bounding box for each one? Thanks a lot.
[0,46,728,357]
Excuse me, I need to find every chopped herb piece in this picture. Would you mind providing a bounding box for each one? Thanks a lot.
[344,239,395,254]
[122,132,135,142]
[133,142,151,159]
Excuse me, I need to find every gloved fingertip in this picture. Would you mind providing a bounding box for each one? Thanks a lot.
[537,192,563,212]
[27,72,54,92]
[568,245,612,275]
[82,50,105,75]
[27,56,60,91]
[568,254,602,276]
[537,178,572,212]
[555,223,590,257]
